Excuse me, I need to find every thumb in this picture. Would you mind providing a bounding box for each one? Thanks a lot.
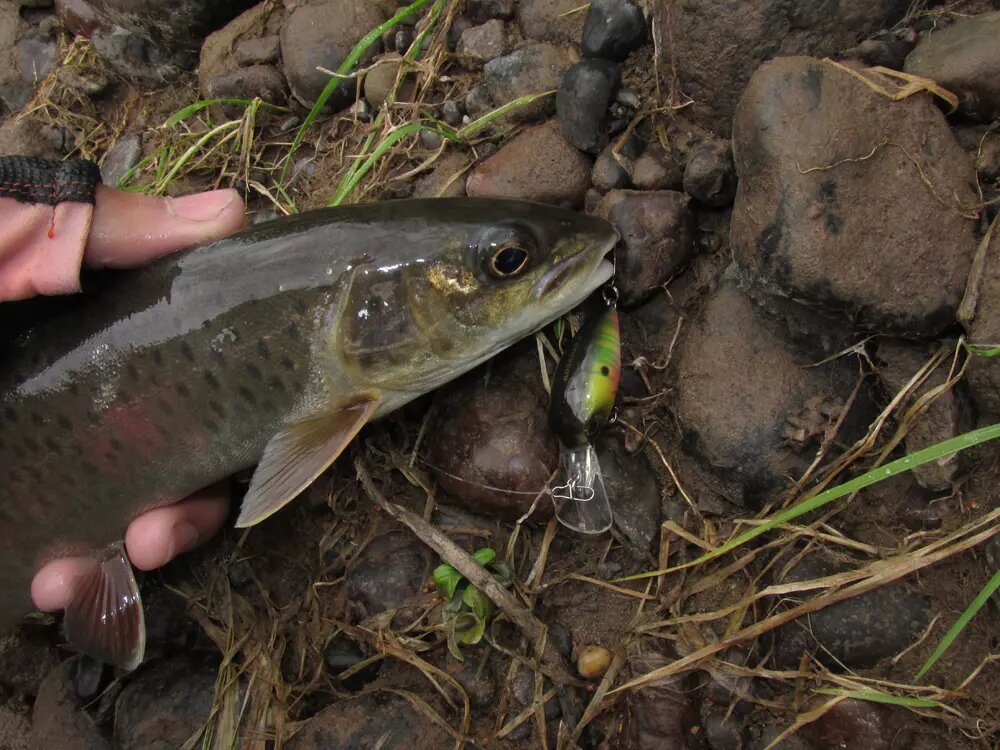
[84,185,247,269]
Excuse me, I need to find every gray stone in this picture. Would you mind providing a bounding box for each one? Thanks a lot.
[483,42,577,123]
[234,34,279,65]
[582,0,646,61]
[100,133,141,188]
[345,531,434,620]
[683,140,736,207]
[457,19,508,65]
[556,59,620,153]
[30,658,110,750]
[517,0,587,43]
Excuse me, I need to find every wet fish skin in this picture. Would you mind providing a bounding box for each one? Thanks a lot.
[0,198,617,665]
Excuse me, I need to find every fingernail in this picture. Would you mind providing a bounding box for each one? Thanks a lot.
[166,189,239,222]
[168,522,200,561]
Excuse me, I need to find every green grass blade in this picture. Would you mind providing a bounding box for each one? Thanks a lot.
[916,567,1000,679]
[279,0,436,187]
[616,422,1000,582]
[163,98,286,128]
[966,343,1000,357]
[811,688,944,710]
[456,91,556,141]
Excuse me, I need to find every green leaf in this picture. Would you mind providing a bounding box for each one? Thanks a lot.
[458,616,487,645]
[433,563,462,599]
[162,98,286,128]
[965,343,1000,358]
[916,567,1000,679]
[812,688,944,710]
[472,548,496,565]
[488,561,513,587]
[462,585,493,621]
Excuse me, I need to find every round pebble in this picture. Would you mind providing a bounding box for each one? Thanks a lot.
[576,645,612,679]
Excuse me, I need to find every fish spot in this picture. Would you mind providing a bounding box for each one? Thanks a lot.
[157,398,175,415]
[155,423,171,438]
[87,411,100,425]
[209,400,226,418]
[286,322,302,341]
[267,376,285,392]
[68,383,80,396]
[177,383,191,398]
[181,342,196,362]
[257,340,271,360]
[104,451,117,464]
[245,363,263,381]
[109,437,123,452]
[237,386,256,405]
[601,366,610,376]
[81,460,98,474]
[4,406,18,424]
[31,412,44,427]
[280,356,295,372]
[152,349,164,366]
[11,444,25,459]
[203,418,219,432]
[293,298,309,315]
[23,436,40,453]
[8,468,24,484]
[44,437,62,455]
[57,414,73,431]
[126,363,140,381]
[25,466,43,482]
[204,370,221,389]
[262,400,275,413]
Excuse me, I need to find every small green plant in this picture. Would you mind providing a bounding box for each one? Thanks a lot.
[433,548,512,659]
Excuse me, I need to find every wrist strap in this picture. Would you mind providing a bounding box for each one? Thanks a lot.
[0,156,101,205]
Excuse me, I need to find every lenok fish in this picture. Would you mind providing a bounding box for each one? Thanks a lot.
[0,198,617,669]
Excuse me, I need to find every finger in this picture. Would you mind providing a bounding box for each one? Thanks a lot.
[84,185,246,269]
[124,487,231,572]
[31,557,90,612]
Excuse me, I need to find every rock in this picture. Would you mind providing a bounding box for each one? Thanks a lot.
[363,53,415,109]
[631,143,683,191]
[517,0,586,44]
[904,11,1000,123]
[651,0,909,134]
[770,551,931,670]
[457,19,508,65]
[965,231,1000,422]
[441,99,465,126]
[445,650,497,708]
[683,140,736,207]
[800,697,901,750]
[468,0,515,22]
[0,114,63,159]
[877,340,967,491]
[621,645,695,749]
[286,693,450,749]
[591,143,631,192]
[345,531,433,620]
[596,189,693,307]
[955,125,1000,183]
[113,656,217,750]
[674,277,855,506]
[0,628,60,698]
[204,65,287,106]
[413,148,471,198]
[323,638,381,691]
[483,42,577,123]
[234,34,279,65]
[701,702,743,750]
[466,119,591,207]
[30,657,110,750]
[427,346,559,518]
[556,59,620,153]
[731,56,978,335]
[16,35,59,84]
[464,83,493,119]
[577,645,611,679]
[56,65,111,97]
[582,0,646,61]
[848,33,916,71]
[0,701,30,750]
[281,0,385,108]
[745,725,812,750]
[597,434,661,556]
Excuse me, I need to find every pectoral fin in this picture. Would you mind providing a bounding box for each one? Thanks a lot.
[235,395,380,528]
[64,543,145,671]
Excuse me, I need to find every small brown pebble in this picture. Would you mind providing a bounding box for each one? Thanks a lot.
[576,645,611,679]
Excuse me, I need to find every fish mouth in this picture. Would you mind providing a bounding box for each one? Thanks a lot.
[531,235,618,305]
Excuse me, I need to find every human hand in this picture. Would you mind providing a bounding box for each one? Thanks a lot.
[25,183,246,613]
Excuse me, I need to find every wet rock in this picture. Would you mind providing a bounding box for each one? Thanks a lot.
[770,551,931,670]
[597,434,661,556]
[466,119,591,208]
[323,638,381,691]
[556,59,620,153]
[745,725,811,750]
[204,65,287,106]
[517,0,587,44]
[683,140,736,207]
[0,628,60,698]
[234,34,279,65]
[464,83,493,119]
[0,702,30,750]
[965,231,1000,422]
[596,189,693,307]
[651,1,908,135]
[675,277,854,506]
[847,32,916,71]
[904,11,1000,123]
[731,56,978,335]
[30,657,110,750]
[113,656,217,749]
[582,0,646,61]
[286,692,450,749]
[702,702,743,750]
[468,0,514,21]
[591,143,631,192]
[631,143,683,191]
[621,645,695,749]
[483,42,577,124]
[363,54,415,109]
[74,657,109,703]
[877,340,967,491]
[281,0,385,108]
[577,645,611,679]
[441,99,465,126]
[16,35,59,84]
[445,650,497,708]
[56,65,111,97]
[413,148,470,198]
[549,621,574,658]
[446,15,474,51]
[955,125,1000,183]
[457,19,508,66]
[800,697,901,750]
[346,531,433,620]
[427,347,559,518]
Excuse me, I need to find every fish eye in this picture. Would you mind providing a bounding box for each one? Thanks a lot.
[490,244,530,277]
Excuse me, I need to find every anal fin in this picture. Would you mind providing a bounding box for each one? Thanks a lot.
[235,394,380,528]
[63,543,145,671]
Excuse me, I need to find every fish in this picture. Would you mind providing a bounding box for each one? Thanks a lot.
[547,301,621,534]
[0,197,618,669]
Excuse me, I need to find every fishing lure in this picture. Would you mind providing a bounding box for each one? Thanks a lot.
[547,291,621,533]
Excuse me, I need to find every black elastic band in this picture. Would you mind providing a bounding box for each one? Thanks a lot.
[0,156,101,205]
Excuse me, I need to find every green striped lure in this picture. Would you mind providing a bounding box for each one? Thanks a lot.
[547,291,621,534]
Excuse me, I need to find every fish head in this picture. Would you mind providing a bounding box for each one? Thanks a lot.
[335,198,618,398]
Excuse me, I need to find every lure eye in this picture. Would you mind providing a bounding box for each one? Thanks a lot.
[490,244,530,277]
